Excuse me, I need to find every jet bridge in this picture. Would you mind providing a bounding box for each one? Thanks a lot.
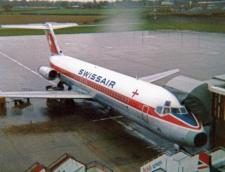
[164,75,212,125]
[207,74,225,147]
[164,75,212,149]
[164,74,225,148]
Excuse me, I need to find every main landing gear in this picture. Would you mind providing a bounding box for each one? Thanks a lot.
[45,81,75,112]
[46,81,64,91]
[14,98,31,109]
[46,81,72,91]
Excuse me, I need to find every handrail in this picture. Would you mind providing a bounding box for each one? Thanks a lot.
[86,161,113,172]
[48,153,85,170]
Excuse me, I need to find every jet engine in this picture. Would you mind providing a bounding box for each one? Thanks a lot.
[38,66,58,80]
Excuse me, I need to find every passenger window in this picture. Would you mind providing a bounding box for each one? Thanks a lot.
[156,106,163,114]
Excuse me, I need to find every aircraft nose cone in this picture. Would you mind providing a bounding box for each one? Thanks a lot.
[194,132,207,147]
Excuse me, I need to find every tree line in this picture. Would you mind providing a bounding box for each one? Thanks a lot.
[0,0,146,12]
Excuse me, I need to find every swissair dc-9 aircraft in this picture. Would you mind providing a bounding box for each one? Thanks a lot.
[0,23,207,147]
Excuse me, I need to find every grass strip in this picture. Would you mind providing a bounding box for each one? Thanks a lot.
[1,22,225,36]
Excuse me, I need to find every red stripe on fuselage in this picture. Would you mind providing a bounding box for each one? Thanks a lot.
[50,62,201,130]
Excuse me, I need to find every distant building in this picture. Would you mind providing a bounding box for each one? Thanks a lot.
[161,0,174,6]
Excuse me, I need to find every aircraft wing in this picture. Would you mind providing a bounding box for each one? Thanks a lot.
[140,69,179,83]
[0,91,93,99]
[0,23,78,30]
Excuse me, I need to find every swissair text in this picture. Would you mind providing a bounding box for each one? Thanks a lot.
[78,69,116,88]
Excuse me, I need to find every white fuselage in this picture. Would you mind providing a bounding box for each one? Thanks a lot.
[49,55,205,147]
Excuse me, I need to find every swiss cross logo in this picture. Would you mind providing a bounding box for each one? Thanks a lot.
[132,89,139,98]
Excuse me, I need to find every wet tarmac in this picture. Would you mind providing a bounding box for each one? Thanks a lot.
[0,31,225,171]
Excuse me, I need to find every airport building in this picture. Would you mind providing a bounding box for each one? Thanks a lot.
[140,147,225,172]
[208,74,225,146]
[26,153,113,172]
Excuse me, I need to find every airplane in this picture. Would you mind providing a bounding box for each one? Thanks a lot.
[0,23,207,147]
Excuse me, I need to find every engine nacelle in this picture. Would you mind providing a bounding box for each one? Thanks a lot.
[38,66,58,80]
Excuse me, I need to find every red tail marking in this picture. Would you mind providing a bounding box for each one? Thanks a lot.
[47,32,59,55]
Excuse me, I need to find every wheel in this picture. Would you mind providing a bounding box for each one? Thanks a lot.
[57,81,64,90]
[46,85,53,91]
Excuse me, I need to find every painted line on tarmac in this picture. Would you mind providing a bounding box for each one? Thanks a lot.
[0,50,54,84]
[93,115,123,122]
[114,119,157,145]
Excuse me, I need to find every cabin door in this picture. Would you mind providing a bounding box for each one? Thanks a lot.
[142,105,149,123]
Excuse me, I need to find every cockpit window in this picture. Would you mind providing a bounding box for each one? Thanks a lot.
[156,106,163,114]
[156,105,188,116]
[171,108,180,115]
[163,107,170,114]
[180,107,188,114]
[156,106,171,115]
[170,106,188,115]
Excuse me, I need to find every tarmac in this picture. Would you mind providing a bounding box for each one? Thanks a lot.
[0,30,225,171]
